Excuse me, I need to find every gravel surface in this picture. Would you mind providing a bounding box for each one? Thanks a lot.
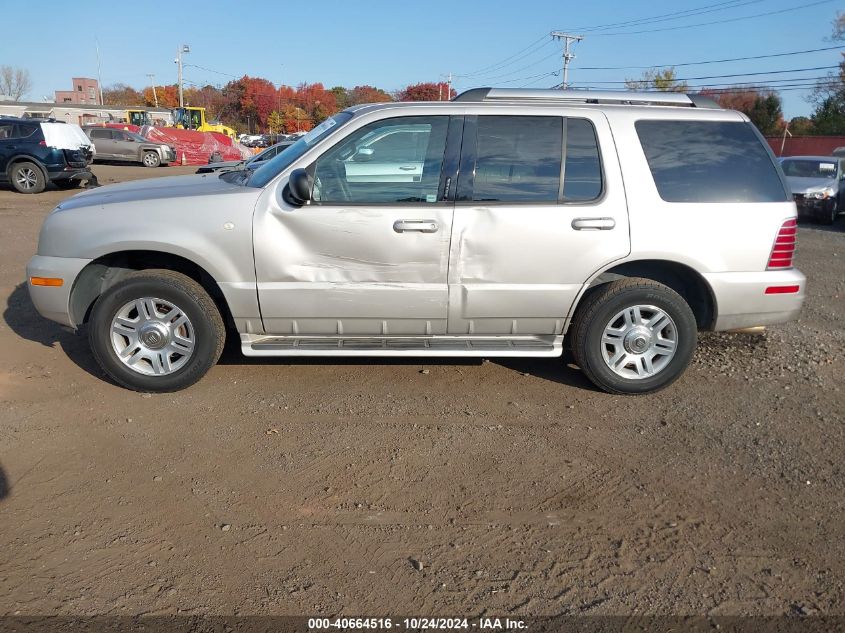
[0,165,843,617]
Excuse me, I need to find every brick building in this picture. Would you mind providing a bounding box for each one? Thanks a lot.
[55,78,100,105]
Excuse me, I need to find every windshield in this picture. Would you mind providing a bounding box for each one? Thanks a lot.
[247,112,353,188]
[781,159,839,179]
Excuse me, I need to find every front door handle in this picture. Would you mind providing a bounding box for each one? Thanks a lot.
[398,166,417,171]
[571,217,616,231]
[393,219,439,233]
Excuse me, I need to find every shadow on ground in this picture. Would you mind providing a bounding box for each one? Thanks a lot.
[0,464,8,501]
[4,281,595,391]
[3,282,104,381]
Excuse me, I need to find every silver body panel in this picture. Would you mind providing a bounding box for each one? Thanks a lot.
[27,98,806,356]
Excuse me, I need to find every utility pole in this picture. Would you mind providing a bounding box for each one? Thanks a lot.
[438,72,453,101]
[175,44,190,108]
[146,73,158,107]
[95,40,104,105]
[550,32,583,89]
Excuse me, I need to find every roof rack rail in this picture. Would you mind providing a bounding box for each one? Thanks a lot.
[452,88,720,109]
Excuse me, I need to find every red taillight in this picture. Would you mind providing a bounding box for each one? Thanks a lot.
[39,140,46,146]
[765,285,800,294]
[767,219,797,270]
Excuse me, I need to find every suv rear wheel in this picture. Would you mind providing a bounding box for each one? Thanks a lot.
[10,161,46,194]
[88,270,225,392]
[142,151,161,168]
[570,278,697,394]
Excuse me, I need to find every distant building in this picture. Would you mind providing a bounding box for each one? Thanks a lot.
[0,100,174,127]
[55,77,100,105]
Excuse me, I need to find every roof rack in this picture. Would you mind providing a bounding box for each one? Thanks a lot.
[452,88,720,109]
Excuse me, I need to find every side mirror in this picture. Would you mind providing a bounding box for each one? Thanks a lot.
[354,147,374,161]
[286,168,313,206]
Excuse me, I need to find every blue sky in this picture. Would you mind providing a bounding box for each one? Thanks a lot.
[1,0,841,118]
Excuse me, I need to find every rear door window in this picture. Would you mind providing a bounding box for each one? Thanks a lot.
[89,129,113,139]
[472,116,562,202]
[635,120,788,203]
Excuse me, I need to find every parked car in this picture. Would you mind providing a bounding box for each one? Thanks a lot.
[27,88,805,394]
[779,155,844,225]
[0,117,93,193]
[83,126,175,167]
[195,140,294,174]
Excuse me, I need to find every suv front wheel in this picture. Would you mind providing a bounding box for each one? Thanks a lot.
[570,278,697,394]
[88,270,225,392]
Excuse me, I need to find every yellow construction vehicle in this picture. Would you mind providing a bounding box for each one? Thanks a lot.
[125,109,152,127]
[171,106,236,140]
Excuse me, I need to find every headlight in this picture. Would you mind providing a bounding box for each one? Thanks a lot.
[807,188,836,199]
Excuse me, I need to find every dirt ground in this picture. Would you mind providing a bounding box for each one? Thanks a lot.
[0,164,843,618]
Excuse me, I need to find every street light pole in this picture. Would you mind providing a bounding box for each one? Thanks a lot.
[176,44,190,108]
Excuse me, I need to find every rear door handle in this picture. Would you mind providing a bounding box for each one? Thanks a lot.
[393,219,439,233]
[571,217,616,231]
[398,166,417,171]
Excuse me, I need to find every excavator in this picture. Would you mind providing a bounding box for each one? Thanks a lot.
[171,106,237,140]
[125,109,152,127]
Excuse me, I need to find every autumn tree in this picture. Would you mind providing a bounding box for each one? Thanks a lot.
[330,86,349,110]
[0,65,32,101]
[699,87,785,135]
[625,67,688,92]
[239,75,278,129]
[349,85,393,105]
[397,82,454,101]
[102,83,143,106]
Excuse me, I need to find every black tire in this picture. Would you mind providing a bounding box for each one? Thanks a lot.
[9,161,46,194]
[142,151,161,168]
[818,200,837,225]
[570,278,698,395]
[88,270,225,392]
[53,179,82,190]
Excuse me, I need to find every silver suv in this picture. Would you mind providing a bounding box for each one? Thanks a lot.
[83,126,176,167]
[27,89,805,394]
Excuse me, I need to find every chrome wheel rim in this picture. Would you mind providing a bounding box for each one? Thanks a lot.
[15,167,38,190]
[601,304,677,380]
[110,297,195,376]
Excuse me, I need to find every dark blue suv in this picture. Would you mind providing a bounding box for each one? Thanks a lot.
[0,117,93,193]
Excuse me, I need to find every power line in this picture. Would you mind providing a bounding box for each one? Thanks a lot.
[572,0,764,33]
[455,34,551,78]
[573,45,845,70]
[583,0,834,36]
[455,38,554,79]
[579,65,840,84]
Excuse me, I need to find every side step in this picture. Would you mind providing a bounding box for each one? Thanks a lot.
[241,334,562,357]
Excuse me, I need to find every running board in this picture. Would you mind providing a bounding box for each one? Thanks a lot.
[241,334,562,357]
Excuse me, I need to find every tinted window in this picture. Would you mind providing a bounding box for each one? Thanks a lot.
[563,118,602,202]
[473,116,562,202]
[0,123,15,139]
[89,129,112,139]
[312,116,448,204]
[635,120,788,203]
[16,123,38,139]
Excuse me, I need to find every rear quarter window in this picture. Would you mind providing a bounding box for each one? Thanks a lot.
[635,120,788,203]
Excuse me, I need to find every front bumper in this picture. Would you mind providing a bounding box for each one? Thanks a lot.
[26,255,92,327]
[703,269,806,331]
[793,194,835,219]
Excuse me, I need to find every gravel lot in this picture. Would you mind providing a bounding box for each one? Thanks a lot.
[0,165,843,618]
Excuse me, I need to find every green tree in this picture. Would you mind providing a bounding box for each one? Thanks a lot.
[625,67,688,92]
[789,116,814,135]
[811,90,845,134]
